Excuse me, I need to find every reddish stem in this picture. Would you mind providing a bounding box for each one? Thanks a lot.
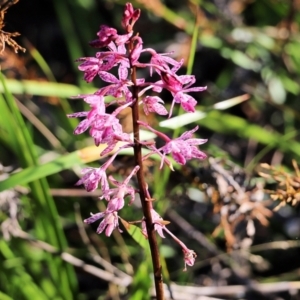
[129,39,164,300]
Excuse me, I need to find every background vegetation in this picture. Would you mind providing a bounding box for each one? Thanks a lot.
[1,0,300,299]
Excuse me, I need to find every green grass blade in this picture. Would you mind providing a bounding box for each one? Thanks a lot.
[28,46,56,82]
[0,73,77,298]
[0,79,96,97]
[0,151,80,191]
[119,219,150,252]
[197,110,300,158]
[0,143,174,192]
[0,291,13,300]
[52,0,84,69]
[186,7,200,75]
[119,219,152,299]
[28,46,79,132]
[0,240,49,300]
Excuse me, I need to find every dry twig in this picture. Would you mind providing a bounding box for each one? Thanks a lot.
[0,0,25,53]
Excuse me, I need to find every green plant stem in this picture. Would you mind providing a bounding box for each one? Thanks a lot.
[129,43,164,300]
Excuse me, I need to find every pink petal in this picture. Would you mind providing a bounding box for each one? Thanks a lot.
[153,103,168,115]
[177,94,197,112]
[179,126,199,140]
[74,119,90,134]
[187,138,208,146]
[178,74,195,86]
[118,65,128,80]
[184,86,207,93]
[172,152,186,165]
[99,71,118,83]
[67,111,88,118]
[84,212,105,224]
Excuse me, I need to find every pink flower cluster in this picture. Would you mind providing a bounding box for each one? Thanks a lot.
[69,2,207,270]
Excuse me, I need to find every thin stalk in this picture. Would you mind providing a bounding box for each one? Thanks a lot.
[129,41,164,299]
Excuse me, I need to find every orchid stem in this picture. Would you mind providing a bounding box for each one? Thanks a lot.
[129,40,164,300]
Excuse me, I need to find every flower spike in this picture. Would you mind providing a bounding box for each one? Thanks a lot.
[69,2,208,275]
